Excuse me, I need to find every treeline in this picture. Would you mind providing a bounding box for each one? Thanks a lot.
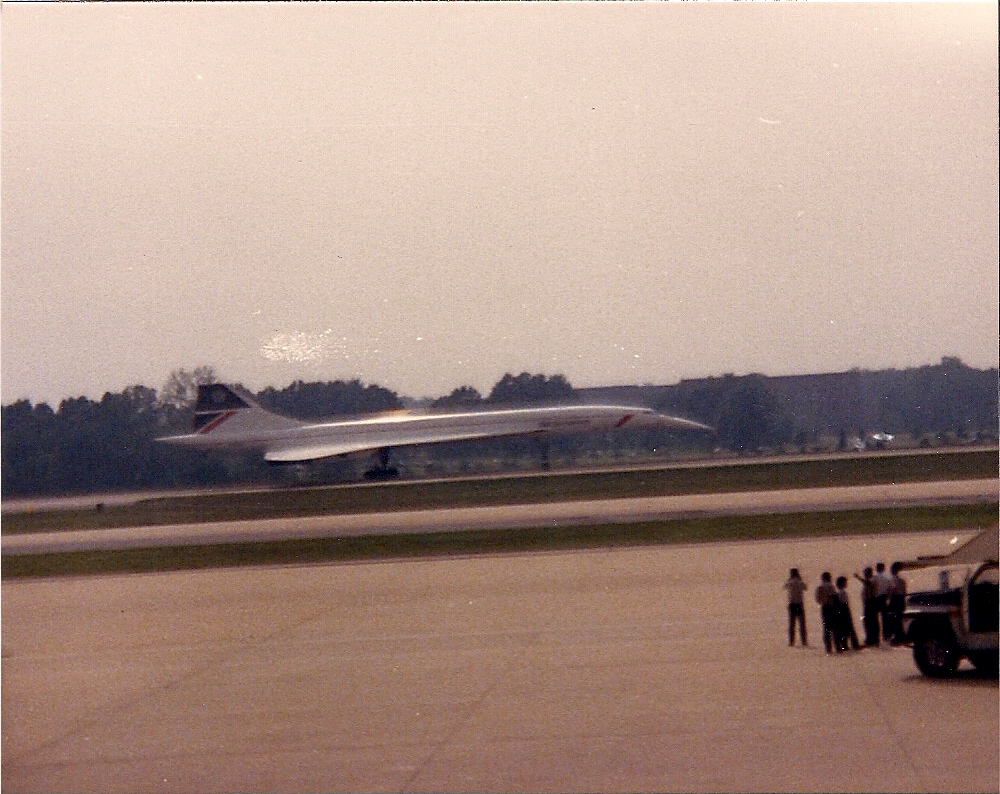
[664,357,999,448]
[2,360,996,497]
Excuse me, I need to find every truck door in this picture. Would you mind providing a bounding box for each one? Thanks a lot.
[967,563,999,635]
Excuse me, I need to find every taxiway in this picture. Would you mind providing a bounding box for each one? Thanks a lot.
[2,529,996,793]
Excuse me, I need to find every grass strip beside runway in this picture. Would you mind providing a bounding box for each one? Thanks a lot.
[4,449,996,535]
[3,502,995,579]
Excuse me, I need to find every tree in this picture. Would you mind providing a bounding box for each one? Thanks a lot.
[432,386,483,410]
[679,374,795,453]
[2,400,58,496]
[157,366,217,409]
[487,373,574,404]
[879,358,998,437]
[258,380,402,419]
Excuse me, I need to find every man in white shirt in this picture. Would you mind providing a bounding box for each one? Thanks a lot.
[874,561,892,643]
[784,568,808,647]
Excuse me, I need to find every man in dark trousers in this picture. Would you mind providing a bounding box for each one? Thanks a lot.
[835,575,862,651]
[886,561,908,644]
[854,567,881,647]
[875,561,892,642]
[784,568,808,646]
[814,572,838,654]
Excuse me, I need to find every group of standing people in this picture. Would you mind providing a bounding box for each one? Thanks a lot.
[783,563,907,653]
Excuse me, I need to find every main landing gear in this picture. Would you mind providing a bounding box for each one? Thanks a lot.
[364,448,399,481]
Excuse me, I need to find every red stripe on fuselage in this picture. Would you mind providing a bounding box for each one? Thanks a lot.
[196,410,237,434]
[614,413,634,428]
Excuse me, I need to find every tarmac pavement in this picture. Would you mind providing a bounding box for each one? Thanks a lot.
[2,528,997,793]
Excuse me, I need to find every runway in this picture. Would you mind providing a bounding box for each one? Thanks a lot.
[3,478,996,556]
[2,529,996,793]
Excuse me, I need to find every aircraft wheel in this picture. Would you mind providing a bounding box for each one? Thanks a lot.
[364,466,400,481]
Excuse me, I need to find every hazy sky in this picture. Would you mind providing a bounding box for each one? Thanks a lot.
[2,2,997,405]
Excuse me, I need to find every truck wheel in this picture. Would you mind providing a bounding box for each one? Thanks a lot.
[913,631,959,677]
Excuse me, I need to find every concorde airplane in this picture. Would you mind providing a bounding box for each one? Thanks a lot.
[158,384,711,478]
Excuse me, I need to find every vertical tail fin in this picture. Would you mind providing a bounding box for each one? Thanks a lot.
[193,384,301,435]
[194,384,251,431]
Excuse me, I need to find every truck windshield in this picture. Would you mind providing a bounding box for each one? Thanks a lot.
[906,565,972,593]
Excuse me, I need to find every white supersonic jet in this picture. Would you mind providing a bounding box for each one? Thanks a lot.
[159,383,711,478]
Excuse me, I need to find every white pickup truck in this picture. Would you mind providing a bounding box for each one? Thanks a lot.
[901,560,998,677]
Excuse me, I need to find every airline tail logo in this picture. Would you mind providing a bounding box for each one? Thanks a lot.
[194,385,249,433]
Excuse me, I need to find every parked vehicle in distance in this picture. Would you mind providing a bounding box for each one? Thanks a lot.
[902,561,999,677]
